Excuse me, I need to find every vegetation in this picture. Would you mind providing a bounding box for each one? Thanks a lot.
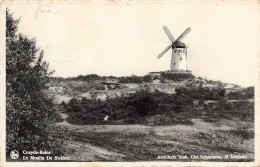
[161,72,194,81]
[64,90,192,125]
[50,74,118,82]
[143,75,152,83]
[118,75,143,83]
[117,75,153,83]
[63,85,254,125]
[203,101,254,122]
[75,74,102,81]
[228,86,254,100]
[6,9,63,157]
[65,127,254,161]
[176,87,226,100]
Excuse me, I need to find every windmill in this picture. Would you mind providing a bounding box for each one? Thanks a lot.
[158,26,191,72]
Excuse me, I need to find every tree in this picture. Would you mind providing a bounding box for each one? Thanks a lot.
[6,9,62,155]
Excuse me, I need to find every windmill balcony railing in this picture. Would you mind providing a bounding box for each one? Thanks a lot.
[166,70,192,73]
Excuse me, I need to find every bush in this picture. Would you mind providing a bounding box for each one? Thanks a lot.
[67,98,82,112]
[64,90,195,125]
[95,84,106,90]
[118,75,143,83]
[228,87,254,100]
[143,75,152,83]
[106,76,118,80]
[76,74,102,81]
[175,87,226,100]
[161,72,194,81]
[244,86,254,98]
[61,101,68,110]
[204,101,254,122]
[127,91,157,116]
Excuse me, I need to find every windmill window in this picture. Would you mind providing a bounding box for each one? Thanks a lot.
[174,63,175,65]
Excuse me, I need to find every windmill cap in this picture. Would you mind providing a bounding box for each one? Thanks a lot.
[173,41,186,48]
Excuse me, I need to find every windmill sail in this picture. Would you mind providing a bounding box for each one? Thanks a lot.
[174,27,191,43]
[163,26,175,42]
[157,45,172,59]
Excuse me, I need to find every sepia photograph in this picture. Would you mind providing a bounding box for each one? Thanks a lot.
[0,0,259,165]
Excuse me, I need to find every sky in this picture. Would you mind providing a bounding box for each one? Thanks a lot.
[7,0,260,87]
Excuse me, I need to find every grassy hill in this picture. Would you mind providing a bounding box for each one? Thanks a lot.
[47,74,253,125]
[49,74,254,161]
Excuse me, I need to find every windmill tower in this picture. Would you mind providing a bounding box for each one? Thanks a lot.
[158,26,191,73]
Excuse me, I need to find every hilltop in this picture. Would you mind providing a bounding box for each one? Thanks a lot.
[47,73,247,104]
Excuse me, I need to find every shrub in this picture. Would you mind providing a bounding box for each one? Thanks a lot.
[175,87,226,100]
[244,86,254,98]
[95,84,106,90]
[76,74,102,81]
[127,90,157,116]
[64,90,195,124]
[204,101,254,122]
[143,75,152,83]
[61,101,68,110]
[161,72,194,81]
[67,98,84,112]
[228,87,254,100]
[106,76,118,80]
[118,75,143,83]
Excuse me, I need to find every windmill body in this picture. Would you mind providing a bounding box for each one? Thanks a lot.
[171,42,187,71]
[171,48,186,71]
[157,26,191,73]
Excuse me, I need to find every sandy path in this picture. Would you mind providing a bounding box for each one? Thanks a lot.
[65,140,125,161]
[56,112,127,161]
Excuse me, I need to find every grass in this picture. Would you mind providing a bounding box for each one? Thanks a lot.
[202,102,254,122]
[63,125,254,161]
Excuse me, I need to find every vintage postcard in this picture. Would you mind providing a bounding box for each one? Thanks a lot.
[0,0,259,167]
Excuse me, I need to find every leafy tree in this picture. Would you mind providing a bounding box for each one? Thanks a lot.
[6,9,62,155]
